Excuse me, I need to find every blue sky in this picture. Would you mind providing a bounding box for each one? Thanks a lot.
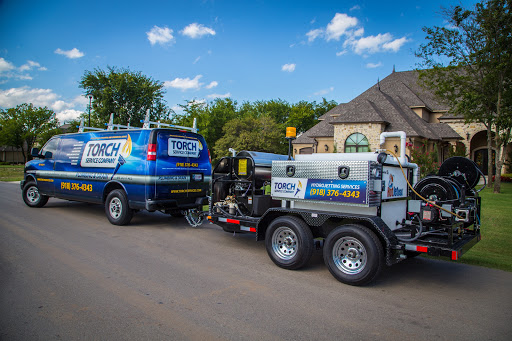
[0,0,477,123]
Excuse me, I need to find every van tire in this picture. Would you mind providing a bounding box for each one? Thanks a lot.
[265,216,314,270]
[105,189,133,225]
[22,181,49,208]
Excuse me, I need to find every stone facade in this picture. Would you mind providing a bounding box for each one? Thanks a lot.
[333,122,385,153]
[442,119,484,156]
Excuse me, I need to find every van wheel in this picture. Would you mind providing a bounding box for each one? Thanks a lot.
[323,225,383,286]
[22,182,49,208]
[265,216,314,270]
[105,189,133,225]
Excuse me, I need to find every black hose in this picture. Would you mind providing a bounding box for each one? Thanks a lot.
[396,214,424,242]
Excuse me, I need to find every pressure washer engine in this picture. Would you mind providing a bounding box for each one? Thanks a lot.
[208,131,482,286]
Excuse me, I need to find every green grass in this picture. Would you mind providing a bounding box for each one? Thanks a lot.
[454,182,512,272]
[0,164,24,182]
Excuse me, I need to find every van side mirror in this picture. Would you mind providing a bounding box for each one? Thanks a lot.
[44,151,53,159]
[31,148,40,157]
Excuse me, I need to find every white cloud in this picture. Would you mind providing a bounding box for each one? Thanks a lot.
[54,48,85,59]
[0,86,88,123]
[336,50,348,57]
[306,28,324,43]
[382,37,410,52]
[146,26,175,46]
[0,58,47,81]
[0,58,15,72]
[325,13,358,41]
[205,81,218,89]
[181,23,216,39]
[305,13,409,55]
[57,109,82,122]
[0,86,58,108]
[282,63,296,72]
[313,87,334,96]
[350,5,361,11]
[207,92,231,99]
[346,33,394,54]
[164,75,203,90]
[19,60,47,72]
[366,62,383,69]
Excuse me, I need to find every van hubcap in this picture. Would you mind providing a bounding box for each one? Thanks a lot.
[109,198,122,219]
[27,186,40,203]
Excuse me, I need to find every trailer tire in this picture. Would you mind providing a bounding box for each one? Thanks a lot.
[105,189,133,225]
[22,181,49,208]
[324,224,383,286]
[265,216,314,270]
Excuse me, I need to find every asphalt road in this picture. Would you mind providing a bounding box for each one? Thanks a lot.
[1,181,511,341]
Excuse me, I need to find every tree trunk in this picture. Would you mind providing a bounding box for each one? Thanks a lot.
[487,125,493,188]
[494,144,503,193]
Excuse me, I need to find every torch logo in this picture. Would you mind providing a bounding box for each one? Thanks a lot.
[111,135,132,179]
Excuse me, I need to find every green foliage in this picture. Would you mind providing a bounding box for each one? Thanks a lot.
[172,97,337,160]
[0,103,59,162]
[79,66,168,127]
[410,141,440,177]
[447,143,467,158]
[213,114,284,160]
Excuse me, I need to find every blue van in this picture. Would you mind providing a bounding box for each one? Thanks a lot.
[20,118,212,225]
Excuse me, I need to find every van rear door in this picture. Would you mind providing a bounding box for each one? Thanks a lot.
[153,129,211,209]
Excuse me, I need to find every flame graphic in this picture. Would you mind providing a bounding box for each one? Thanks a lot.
[295,180,302,196]
[120,135,132,158]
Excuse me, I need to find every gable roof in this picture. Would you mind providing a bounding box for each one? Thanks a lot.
[295,70,462,143]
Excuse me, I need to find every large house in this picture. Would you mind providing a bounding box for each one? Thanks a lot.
[293,70,509,175]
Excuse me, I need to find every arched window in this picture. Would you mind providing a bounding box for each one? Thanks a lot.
[345,133,369,153]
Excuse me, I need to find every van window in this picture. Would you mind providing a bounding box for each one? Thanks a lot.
[40,137,59,159]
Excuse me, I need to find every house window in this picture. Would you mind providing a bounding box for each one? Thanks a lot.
[345,133,369,153]
[299,147,313,154]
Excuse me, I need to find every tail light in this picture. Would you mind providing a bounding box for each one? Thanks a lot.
[208,148,211,164]
[147,143,157,161]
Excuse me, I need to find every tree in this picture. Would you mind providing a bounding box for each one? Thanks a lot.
[286,99,338,134]
[79,66,169,127]
[214,115,285,159]
[0,103,59,162]
[416,0,512,193]
[171,98,337,161]
[171,98,240,160]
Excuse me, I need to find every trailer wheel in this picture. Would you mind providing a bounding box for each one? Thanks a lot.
[105,189,133,225]
[265,216,314,270]
[324,225,383,286]
[22,181,49,208]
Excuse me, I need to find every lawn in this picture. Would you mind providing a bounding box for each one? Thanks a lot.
[0,164,24,182]
[455,182,512,272]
